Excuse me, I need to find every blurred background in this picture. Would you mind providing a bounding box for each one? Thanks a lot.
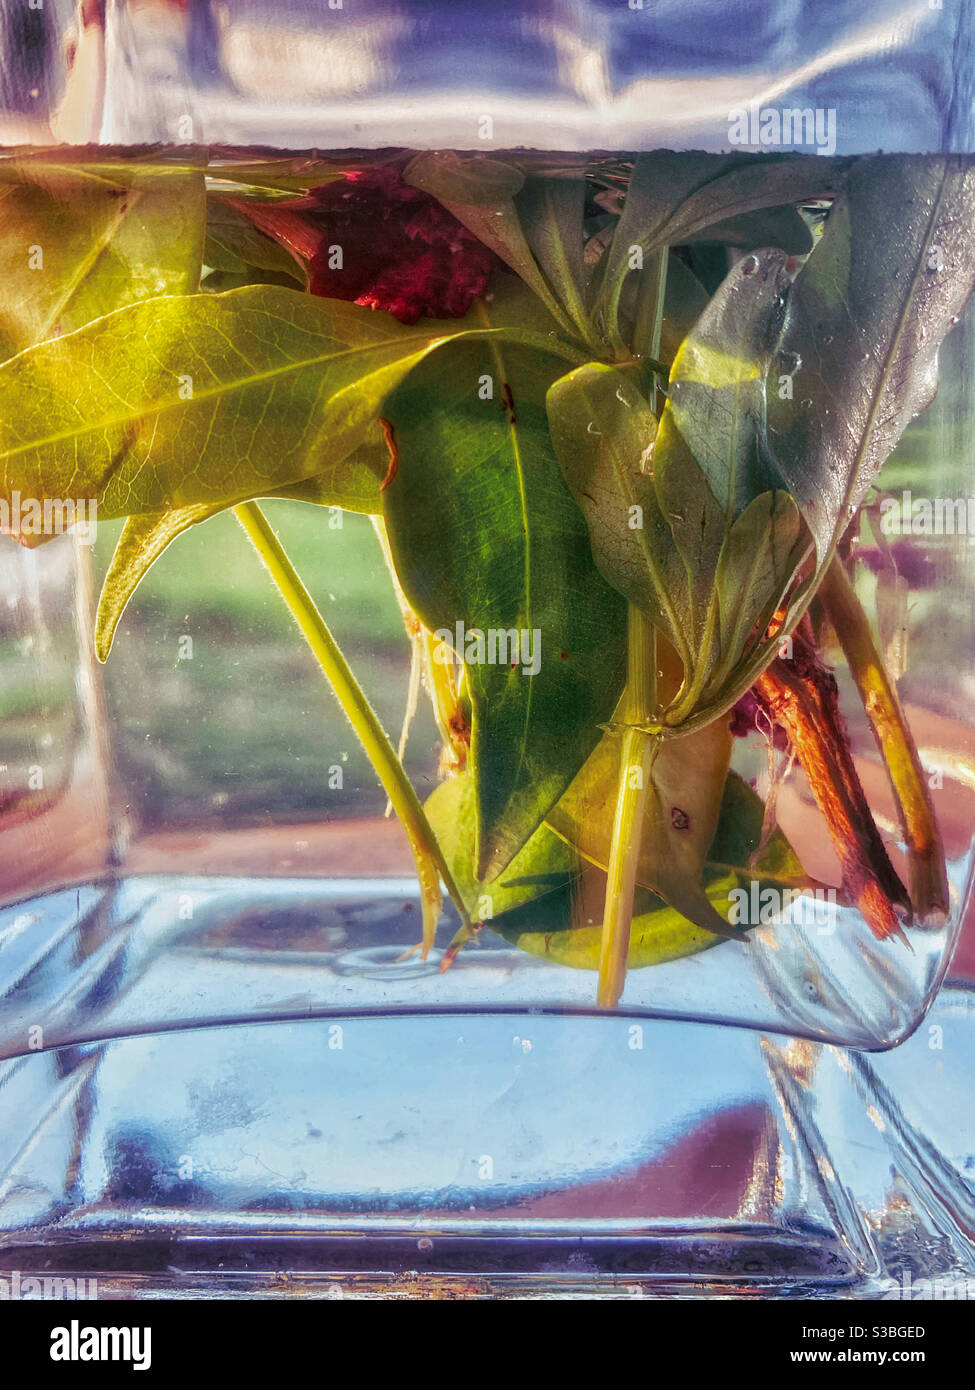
[1,0,973,151]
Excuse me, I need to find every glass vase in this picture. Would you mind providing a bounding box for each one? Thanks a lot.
[1,0,975,1299]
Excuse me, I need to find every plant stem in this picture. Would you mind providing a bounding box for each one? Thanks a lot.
[369,515,470,773]
[598,607,659,1008]
[818,555,949,925]
[755,617,912,943]
[233,499,471,954]
[632,247,669,381]
[597,246,670,1009]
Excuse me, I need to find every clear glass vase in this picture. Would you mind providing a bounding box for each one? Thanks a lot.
[1,0,975,1300]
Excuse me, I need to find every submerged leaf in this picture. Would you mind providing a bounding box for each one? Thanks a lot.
[0,161,205,361]
[0,285,575,541]
[666,247,791,518]
[619,252,710,366]
[710,488,806,691]
[546,698,736,939]
[546,361,684,646]
[404,152,577,337]
[205,199,306,281]
[382,337,626,881]
[95,504,226,661]
[515,175,590,336]
[424,771,581,920]
[403,151,526,205]
[548,357,807,724]
[495,771,804,971]
[768,155,975,559]
[689,204,813,256]
[596,152,847,334]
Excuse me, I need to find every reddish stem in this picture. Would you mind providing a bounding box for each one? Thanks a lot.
[755,619,911,943]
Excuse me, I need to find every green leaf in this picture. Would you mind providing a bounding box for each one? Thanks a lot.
[95,422,393,661]
[652,416,807,718]
[424,771,581,919]
[651,250,809,710]
[548,361,806,723]
[514,175,590,338]
[381,338,627,881]
[651,410,726,664]
[689,203,813,255]
[207,157,351,193]
[710,489,806,692]
[403,151,526,204]
[0,161,205,360]
[269,421,391,514]
[0,285,574,536]
[546,361,684,647]
[595,152,848,338]
[95,504,226,661]
[619,252,710,366]
[768,155,975,560]
[494,771,803,970]
[204,199,306,281]
[546,697,735,939]
[665,247,791,519]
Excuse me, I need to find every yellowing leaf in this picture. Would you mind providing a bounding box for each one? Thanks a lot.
[495,771,805,971]
[0,161,205,361]
[546,704,737,940]
[95,504,226,661]
[0,285,574,539]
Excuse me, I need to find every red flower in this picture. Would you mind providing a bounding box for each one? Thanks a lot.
[224,165,496,325]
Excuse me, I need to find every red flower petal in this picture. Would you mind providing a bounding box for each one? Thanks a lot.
[226,166,498,324]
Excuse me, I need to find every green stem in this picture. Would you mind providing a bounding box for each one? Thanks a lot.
[233,500,471,954]
[598,609,659,1008]
[597,247,671,1009]
[631,247,669,381]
